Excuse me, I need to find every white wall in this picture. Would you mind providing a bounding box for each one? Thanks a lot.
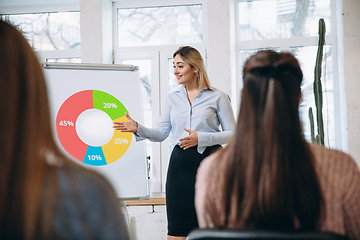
[341,0,360,165]
[80,0,113,64]
[206,0,231,96]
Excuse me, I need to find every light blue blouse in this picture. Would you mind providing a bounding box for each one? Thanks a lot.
[135,86,236,154]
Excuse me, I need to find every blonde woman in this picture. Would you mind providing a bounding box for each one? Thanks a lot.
[114,46,236,240]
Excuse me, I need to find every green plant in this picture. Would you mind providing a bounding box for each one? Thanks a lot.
[308,18,326,145]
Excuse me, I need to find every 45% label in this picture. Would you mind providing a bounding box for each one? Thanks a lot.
[59,120,74,126]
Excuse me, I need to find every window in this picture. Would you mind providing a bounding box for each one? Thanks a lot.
[1,12,80,51]
[238,0,331,40]
[114,1,206,195]
[117,5,203,47]
[235,0,338,148]
[1,11,81,64]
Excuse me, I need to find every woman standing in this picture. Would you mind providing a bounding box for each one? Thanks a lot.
[195,50,360,239]
[114,46,236,239]
[0,20,130,239]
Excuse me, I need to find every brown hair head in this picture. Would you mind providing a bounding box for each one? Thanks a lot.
[204,50,323,230]
[0,20,63,238]
[173,46,211,89]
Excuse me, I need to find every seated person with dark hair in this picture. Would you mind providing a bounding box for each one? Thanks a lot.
[195,50,360,240]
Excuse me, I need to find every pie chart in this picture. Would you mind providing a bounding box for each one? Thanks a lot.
[56,90,132,166]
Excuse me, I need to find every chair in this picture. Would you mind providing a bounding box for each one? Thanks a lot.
[187,228,349,240]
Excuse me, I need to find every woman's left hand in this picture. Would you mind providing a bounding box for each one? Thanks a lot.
[179,128,198,150]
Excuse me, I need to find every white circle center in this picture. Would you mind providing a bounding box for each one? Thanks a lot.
[76,109,114,146]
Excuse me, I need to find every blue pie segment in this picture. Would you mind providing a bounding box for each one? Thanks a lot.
[83,146,107,166]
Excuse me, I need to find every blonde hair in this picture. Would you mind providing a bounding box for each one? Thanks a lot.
[173,46,211,89]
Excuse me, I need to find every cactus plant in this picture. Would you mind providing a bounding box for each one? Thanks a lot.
[308,107,315,143]
[308,18,326,145]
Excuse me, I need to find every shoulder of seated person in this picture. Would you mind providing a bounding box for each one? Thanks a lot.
[310,143,353,161]
[310,143,359,173]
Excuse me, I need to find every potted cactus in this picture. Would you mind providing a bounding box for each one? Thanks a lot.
[308,18,326,146]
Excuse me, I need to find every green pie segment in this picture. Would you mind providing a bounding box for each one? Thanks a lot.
[93,90,126,120]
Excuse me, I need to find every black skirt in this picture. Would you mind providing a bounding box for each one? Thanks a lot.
[166,144,222,237]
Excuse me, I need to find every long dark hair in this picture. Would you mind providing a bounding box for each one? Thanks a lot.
[203,50,323,230]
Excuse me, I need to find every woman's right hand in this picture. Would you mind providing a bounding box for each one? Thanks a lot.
[113,112,138,133]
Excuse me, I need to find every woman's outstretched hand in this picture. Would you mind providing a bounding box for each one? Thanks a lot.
[179,128,198,150]
[113,112,138,133]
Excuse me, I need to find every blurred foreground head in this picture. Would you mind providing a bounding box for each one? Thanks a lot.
[0,20,61,238]
[0,20,58,165]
